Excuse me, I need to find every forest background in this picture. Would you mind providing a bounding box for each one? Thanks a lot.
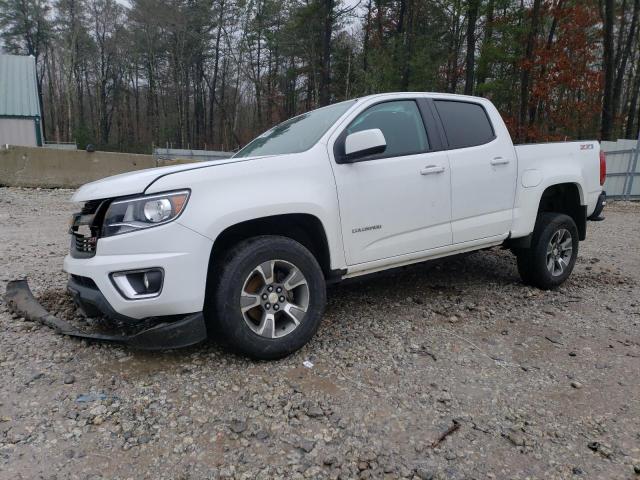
[1,0,639,152]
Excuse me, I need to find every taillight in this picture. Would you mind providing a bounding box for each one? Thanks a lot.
[599,150,606,186]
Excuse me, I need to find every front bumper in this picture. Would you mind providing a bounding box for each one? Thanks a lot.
[63,220,213,320]
[67,274,134,322]
[4,279,207,350]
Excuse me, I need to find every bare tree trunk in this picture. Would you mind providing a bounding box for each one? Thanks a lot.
[464,0,479,95]
[531,0,563,127]
[319,0,334,106]
[36,62,47,142]
[209,0,225,141]
[601,0,615,140]
[625,52,640,138]
[254,1,264,128]
[45,51,59,142]
[613,0,640,127]
[445,1,462,92]
[134,65,140,142]
[400,0,414,90]
[476,0,494,91]
[362,0,372,77]
[519,0,542,142]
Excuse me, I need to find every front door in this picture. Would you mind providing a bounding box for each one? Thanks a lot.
[330,99,452,265]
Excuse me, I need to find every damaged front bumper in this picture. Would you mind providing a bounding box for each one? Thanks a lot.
[4,279,208,350]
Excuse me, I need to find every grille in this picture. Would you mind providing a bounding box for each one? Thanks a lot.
[73,232,97,254]
[70,199,107,258]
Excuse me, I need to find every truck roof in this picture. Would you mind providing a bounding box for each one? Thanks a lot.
[356,91,491,103]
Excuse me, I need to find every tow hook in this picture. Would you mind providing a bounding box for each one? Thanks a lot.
[3,279,207,350]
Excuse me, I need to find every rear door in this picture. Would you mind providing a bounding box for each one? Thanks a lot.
[432,99,517,244]
[330,98,452,265]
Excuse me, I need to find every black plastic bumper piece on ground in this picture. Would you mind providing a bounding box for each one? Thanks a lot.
[3,279,207,350]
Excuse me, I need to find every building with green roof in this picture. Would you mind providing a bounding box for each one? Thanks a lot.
[0,54,43,147]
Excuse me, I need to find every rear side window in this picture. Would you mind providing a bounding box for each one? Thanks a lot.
[434,100,495,149]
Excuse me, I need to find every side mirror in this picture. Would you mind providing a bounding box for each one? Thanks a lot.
[342,128,386,162]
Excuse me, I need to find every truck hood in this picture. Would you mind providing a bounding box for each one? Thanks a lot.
[71,156,261,202]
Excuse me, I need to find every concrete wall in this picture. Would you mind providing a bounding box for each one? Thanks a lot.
[0,145,196,188]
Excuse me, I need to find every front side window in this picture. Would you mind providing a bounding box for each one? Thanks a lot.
[234,100,356,158]
[345,100,429,158]
[434,100,495,149]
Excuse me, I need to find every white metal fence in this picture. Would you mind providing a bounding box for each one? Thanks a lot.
[602,139,640,200]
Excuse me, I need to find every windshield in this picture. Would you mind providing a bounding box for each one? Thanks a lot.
[234,100,357,158]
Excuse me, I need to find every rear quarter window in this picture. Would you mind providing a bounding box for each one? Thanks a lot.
[434,100,495,149]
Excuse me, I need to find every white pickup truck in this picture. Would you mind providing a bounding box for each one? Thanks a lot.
[63,92,606,358]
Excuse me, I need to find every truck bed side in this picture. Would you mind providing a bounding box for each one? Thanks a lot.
[510,141,602,239]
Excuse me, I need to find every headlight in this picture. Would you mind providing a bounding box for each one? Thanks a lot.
[102,190,190,237]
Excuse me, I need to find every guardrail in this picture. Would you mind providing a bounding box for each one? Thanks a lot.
[44,142,77,150]
[153,147,233,164]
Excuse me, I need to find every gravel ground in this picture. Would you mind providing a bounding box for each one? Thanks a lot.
[1,186,639,480]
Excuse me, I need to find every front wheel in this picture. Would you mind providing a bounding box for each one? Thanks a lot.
[516,212,579,289]
[208,235,326,359]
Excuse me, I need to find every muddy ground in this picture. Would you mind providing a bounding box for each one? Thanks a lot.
[0,187,639,480]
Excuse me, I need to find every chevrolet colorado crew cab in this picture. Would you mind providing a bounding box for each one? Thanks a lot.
[65,92,607,359]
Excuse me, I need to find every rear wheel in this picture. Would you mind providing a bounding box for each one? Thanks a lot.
[516,213,579,289]
[208,235,326,359]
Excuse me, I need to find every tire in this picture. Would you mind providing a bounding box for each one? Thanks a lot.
[516,212,579,290]
[207,235,326,359]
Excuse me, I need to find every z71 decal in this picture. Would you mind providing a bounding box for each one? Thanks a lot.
[580,144,594,150]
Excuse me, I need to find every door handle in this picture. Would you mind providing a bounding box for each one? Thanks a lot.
[420,165,445,175]
[490,157,510,166]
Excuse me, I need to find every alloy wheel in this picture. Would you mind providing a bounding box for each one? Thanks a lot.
[546,228,573,277]
[240,259,310,338]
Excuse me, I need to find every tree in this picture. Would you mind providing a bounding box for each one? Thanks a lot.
[464,0,480,95]
[612,0,639,127]
[87,0,125,145]
[601,0,615,140]
[528,2,602,140]
[319,0,334,106]
[2,0,638,151]
[475,0,493,91]
[625,41,640,138]
[518,0,542,142]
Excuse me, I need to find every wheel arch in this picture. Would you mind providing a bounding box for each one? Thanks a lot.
[536,182,586,240]
[206,213,334,291]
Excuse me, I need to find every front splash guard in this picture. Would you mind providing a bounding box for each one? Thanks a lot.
[3,279,207,350]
